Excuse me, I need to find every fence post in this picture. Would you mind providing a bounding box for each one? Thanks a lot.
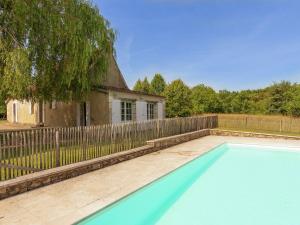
[156,120,160,139]
[280,119,283,133]
[55,130,60,167]
[83,128,87,160]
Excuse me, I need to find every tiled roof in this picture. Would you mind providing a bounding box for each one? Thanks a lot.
[94,85,165,99]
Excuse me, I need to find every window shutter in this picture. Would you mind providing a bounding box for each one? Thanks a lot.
[136,101,147,121]
[157,103,164,119]
[111,99,121,124]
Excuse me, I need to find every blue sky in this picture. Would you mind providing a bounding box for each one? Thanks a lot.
[95,0,300,91]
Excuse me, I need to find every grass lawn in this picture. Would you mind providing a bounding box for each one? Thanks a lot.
[0,120,33,131]
[217,127,300,137]
[0,141,141,181]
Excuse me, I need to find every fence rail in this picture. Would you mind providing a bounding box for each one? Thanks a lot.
[218,114,300,134]
[0,116,217,181]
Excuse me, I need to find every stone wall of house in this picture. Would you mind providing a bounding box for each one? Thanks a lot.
[44,91,110,127]
[90,91,110,125]
[44,101,77,127]
[6,100,37,125]
[5,55,166,127]
[6,89,165,127]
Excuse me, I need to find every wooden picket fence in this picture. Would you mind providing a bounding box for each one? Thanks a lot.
[218,114,300,134]
[0,116,217,181]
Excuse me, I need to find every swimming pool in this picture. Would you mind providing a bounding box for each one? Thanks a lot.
[76,143,300,225]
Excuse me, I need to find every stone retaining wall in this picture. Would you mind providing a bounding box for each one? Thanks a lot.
[147,129,210,148]
[0,129,211,200]
[210,129,300,140]
[2,129,300,200]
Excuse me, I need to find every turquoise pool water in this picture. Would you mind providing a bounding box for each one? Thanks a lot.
[77,143,300,225]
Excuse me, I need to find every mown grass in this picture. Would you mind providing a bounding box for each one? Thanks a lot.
[0,142,141,181]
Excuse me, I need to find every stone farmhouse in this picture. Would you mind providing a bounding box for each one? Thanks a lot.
[6,57,165,127]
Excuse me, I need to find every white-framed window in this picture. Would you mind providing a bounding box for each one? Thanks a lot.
[121,101,133,122]
[147,103,155,120]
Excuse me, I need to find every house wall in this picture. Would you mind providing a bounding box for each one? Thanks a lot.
[7,100,37,125]
[108,90,165,124]
[44,91,109,127]
[5,53,167,127]
[6,90,165,127]
[6,91,110,127]
[89,91,110,125]
[44,102,77,127]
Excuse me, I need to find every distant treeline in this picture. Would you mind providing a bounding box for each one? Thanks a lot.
[1,74,298,119]
[134,75,300,118]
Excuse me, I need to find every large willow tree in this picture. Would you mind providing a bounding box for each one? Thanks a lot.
[0,0,115,102]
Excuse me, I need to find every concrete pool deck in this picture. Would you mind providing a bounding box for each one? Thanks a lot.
[1,135,300,225]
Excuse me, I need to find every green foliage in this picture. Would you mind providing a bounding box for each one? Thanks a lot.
[133,74,300,118]
[267,81,294,115]
[0,93,5,118]
[142,77,151,94]
[0,0,115,102]
[164,79,192,117]
[191,84,222,114]
[133,77,151,94]
[230,90,258,114]
[133,79,144,92]
[1,48,32,100]
[287,85,300,117]
[218,90,236,113]
[150,74,166,95]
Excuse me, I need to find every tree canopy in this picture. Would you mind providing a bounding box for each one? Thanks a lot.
[133,77,151,94]
[133,79,144,92]
[191,84,222,114]
[133,74,300,118]
[0,93,5,118]
[142,77,151,94]
[0,0,115,102]
[150,74,166,95]
[267,81,293,115]
[287,86,300,117]
[164,79,192,117]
